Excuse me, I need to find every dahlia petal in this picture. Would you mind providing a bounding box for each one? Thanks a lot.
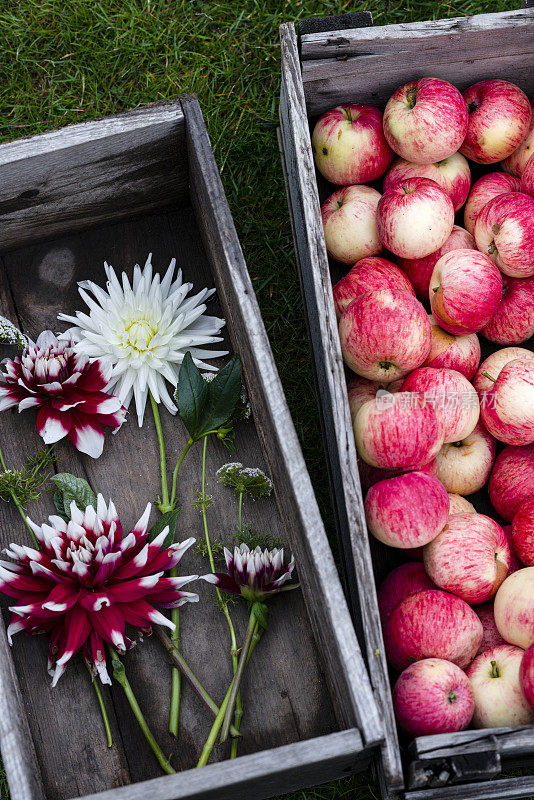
[7,618,27,644]
[0,387,23,412]
[0,565,51,597]
[88,631,111,685]
[17,396,41,412]
[42,583,79,613]
[36,406,72,444]
[79,591,112,612]
[132,503,151,538]
[88,606,126,651]
[200,573,241,594]
[67,414,105,458]
[36,331,58,349]
[77,391,123,415]
[107,573,163,603]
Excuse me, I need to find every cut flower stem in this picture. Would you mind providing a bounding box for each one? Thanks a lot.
[85,660,112,748]
[0,443,40,548]
[108,645,175,775]
[220,607,256,743]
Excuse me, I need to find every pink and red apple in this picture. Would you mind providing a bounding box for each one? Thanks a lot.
[464,172,521,235]
[460,80,532,164]
[502,103,534,176]
[383,78,468,164]
[321,185,382,265]
[475,603,506,655]
[503,524,524,574]
[356,454,438,495]
[429,249,502,335]
[377,562,436,627]
[481,275,534,345]
[397,226,476,300]
[377,177,454,259]
[354,392,445,469]
[312,104,393,185]
[521,154,534,196]
[347,376,404,423]
[393,658,474,736]
[449,493,476,515]
[384,152,471,211]
[339,289,431,381]
[512,498,534,566]
[365,471,449,549]
[435,421,496,496]
[489,444,534,522]
[466,644,534,728]
[480,358,534,446]
[521,644,534,711]
[385,589,482,671]
[494,567,534,649]
[474,347,534,394]
[423,513,510,604]
[402,367,480,444]
[474,192,534,279]
[332,256,414,318]
[423,315,480,380]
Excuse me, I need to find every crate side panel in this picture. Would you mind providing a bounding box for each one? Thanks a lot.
[0,104,188,253]
[301,9,534,115]
[181,93,383,750]
[277,22,400,785]
[73,729,369,800]
[0,207,338,799]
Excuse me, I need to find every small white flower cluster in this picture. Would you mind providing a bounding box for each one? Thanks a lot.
[0,316,27,349]
[216,462,272,499]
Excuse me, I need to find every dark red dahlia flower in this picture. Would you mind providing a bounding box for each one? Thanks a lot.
[202,543,295,602]
[0,331,126,458]
[0,496,198,685]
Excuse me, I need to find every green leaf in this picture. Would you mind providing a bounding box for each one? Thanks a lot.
[202,355,242,435]
[251,601,269,631]
[53,490,69,521]
[176,351,210,440]
[51,473,97,515]
[148,507,182,550]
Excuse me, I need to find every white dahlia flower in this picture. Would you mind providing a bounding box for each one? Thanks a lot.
[58,255,227,426]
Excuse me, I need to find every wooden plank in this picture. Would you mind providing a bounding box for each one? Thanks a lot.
[0,258,132,798]
[2,205,341,796]
[411,726,534,761]
[73,728,370,800]
[404,775,534,800]
[300,9,534,115]
[180,93,383,749]
[300,9,531,59]
[277,23,399,788]
[0,102,188,253]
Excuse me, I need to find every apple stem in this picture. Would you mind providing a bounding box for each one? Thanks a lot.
[482,371,497,383]
[490,660,500,679]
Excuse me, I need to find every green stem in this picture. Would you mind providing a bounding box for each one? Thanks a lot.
[0,444,39,548]
[85,660,112,747]
[230,621,260,758]
[108,645,174,775]
[199,436,242,751]
[197,681,234,768]
[170,437,194,509]
[154,626,241,737]
[238,491,243,532]
[220,608,257,743]
[197,615,261,766]
[149,392,171,514]
[169,600,181,738]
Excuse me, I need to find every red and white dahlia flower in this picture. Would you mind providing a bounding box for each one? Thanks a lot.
[0,496,198,686]
[202,543,295,602]
[0,331,126,458]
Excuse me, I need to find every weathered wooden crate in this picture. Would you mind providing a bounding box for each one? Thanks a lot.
[278,6,534,800]
[0,95,384,800]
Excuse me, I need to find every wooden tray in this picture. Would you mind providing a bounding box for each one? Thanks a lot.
[0,95,383,800]
[278,7,534,800]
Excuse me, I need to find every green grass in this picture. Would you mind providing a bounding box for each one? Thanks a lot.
[0,1,520,799]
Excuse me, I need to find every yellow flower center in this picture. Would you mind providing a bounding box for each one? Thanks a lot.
[125,319,156,352]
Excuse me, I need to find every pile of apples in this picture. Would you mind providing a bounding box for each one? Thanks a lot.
[312,77,534,738]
